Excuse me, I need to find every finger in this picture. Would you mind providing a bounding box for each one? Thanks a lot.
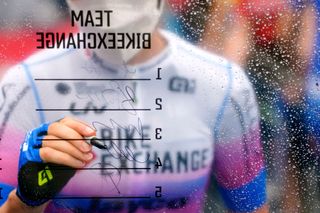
[40,147,87,168]
[59,117,96,137]
[42,135,93,162]
[47,122,92,152]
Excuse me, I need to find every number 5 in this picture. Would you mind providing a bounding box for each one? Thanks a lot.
[155,186,162,197]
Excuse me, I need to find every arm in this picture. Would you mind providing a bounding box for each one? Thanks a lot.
[252,205,269,213]
[200,1,228,54]
[212,65,268,212]
[0,190,47,213]
[200,3,251,68]
[0,118,95,212]
[0,117,96,212]
[278,3,316,104]
[0,66,96,211]
[294,3,316,69]
[223,15,251,68]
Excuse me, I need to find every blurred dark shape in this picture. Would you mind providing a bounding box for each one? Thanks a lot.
[165,0,212,43]
[304,0,320,210]
[201,0,318,211]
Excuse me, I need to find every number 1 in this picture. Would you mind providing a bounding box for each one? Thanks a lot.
[156,68,162,80]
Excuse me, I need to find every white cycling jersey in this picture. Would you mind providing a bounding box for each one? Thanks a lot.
[0,30,265,212]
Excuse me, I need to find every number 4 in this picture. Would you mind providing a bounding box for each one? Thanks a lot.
[155,157,162,169]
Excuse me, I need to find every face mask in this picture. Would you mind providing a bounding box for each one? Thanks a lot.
[67,0,164,66]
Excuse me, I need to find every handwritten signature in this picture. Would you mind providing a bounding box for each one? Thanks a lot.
[90,162,122,194]
[74,81,150,194]
[75,81,138,116]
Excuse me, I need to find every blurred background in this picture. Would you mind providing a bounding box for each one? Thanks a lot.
[0,0,319,212]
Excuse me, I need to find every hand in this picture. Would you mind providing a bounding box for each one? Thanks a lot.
[16,117,96,207]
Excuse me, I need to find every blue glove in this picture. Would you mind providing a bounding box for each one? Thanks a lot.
[16,123,76,206]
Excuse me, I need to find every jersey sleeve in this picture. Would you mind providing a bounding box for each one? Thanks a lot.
[0,64,39,206]
[212,65,266,212]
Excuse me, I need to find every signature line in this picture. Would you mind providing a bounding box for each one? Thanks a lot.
[35,108,151,111]
[45,167,151,170]
[39,138,151,141]
[52,196,152,199]
[34,78,151,81]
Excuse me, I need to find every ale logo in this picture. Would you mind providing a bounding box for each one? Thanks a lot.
[38,166,53,186]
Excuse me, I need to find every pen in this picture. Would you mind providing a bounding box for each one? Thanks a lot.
[33,137,107,149]
[85,136,107,149]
